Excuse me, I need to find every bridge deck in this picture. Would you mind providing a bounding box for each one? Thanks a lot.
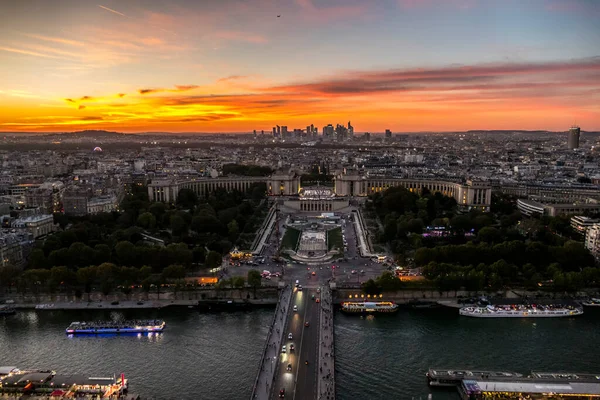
[251,285,292,400]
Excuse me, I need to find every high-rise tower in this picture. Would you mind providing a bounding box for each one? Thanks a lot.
[568,126,580,149]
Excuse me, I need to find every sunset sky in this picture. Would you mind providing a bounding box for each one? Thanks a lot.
[0,0,599,133]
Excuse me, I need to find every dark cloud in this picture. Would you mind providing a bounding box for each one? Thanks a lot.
[138,85,199,95]
[139,88,158,94]
[267,57,600,96]
[78,105,86,110]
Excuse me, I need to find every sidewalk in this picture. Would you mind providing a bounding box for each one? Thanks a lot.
[250,285,292,400]
[317,285,335,400]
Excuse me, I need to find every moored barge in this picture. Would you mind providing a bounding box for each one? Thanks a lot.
[459,304,583,318]
[0,366,128,398]
[341,301,398,314]
[426,368,522,387]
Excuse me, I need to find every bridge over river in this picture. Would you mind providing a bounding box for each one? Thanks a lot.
[251,284,335,400]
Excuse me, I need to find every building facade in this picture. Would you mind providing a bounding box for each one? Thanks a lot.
[148,169,492,211]
[11,214,56,239]
[147,169,301,202]
[334,169,492,211]
[585,223,600,260]
[568,126,580,150]
[0,231,33,268]
[517,199,600,217]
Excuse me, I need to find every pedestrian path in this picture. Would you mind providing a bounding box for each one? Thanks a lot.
[250,285,292,400]
[317,285,335,400]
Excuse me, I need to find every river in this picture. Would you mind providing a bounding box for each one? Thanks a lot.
[1,306,599,399]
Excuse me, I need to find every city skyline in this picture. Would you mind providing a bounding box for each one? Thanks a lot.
[0,0,599,133]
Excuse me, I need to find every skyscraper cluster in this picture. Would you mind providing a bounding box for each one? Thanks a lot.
[264,121,369,142]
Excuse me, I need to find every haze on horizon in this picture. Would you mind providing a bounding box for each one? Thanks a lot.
[0,0,598,133]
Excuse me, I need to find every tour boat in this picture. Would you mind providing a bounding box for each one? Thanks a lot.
[0,305,16,316]
[341,301,398,314]
[459,304,583,318]
[66,319,166,334]
[581,298,600,307]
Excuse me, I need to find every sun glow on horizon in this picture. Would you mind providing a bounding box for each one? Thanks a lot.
[0,0,599,132]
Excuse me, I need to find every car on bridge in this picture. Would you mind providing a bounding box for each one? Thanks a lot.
[279,388,285,398]
[281,345,286,353]
[286,363,292,371]
[304,321,310,327]
[288,333,293,339]
[293,305,298,312]
[289,344,295,351]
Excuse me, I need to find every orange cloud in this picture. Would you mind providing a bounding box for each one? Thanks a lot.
[3,58,599,132]
[0,46,62,59]
[23,33,85,47]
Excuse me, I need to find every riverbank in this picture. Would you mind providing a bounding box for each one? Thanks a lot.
[1,287,281,310]
[10,298,279,311]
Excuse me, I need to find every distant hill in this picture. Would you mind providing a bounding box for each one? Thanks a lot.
[54,130,128,138]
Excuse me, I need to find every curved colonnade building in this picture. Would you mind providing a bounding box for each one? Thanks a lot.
[148,169,492,212]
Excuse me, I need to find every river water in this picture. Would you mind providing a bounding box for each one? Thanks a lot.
[1,307,599,400]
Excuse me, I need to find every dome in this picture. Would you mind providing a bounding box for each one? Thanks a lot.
[93,147,103,152]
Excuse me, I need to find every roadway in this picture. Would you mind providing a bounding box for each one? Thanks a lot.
[230,210,388,288]
[271,287,320,399]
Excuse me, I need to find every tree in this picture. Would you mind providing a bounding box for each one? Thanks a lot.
[191,215,224,235]
[67,242,95,268]
[450,215,472,233]
[170,214,188,236]
[478,227,502,243]
[115,241,137,266]
[139,265,153,281]
[49,266,77,293]
[149,202,166,220]
[97,263,117,297]
[162,264,186,281]
[28,248,48,269]
[137,212,157,230]
[77,266,97,301]
[193,246,206,264]
[376,271,403,292]
[232,276,245,298]
[228,219,240,241]
[407,218,424,234]
[22,269,50,295]
[362,279,382,295]
[94,244,111,265]
[176,188,198,209]
[205,251,222,269]
[247,269,262,298]
[48,248,69,267]
[0,265,21,292]
[163,243,192,268]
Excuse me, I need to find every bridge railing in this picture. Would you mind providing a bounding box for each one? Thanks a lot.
[318,286,336,400]
[249,285,292,400]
